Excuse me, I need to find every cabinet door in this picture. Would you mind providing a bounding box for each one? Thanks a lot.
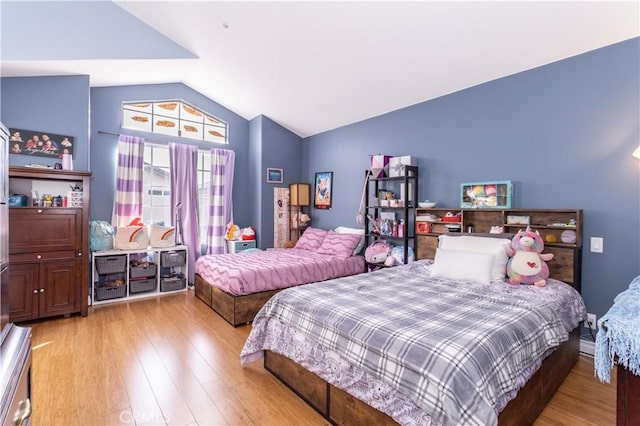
[9,208,82,253]
[40,258,78,318]
[8,262,39,322]
[416,235,438,260]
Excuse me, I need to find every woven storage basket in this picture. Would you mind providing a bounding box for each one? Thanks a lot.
[130,278,156,294]
[95,285,126,301]
[95,256,127,274]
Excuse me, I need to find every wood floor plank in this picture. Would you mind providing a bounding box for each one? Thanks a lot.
[24,291,615,426]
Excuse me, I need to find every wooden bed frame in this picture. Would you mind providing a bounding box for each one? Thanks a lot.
[194,273,279,327]
[261,240,584,425]
[265,328,579,425]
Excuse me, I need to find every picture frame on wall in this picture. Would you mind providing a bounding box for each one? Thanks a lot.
[460,180,513,208]
[314,171,333,209]
[266,168,283,184]
[8,127,74,159]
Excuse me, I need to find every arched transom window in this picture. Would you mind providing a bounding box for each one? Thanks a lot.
[122,100,228,144]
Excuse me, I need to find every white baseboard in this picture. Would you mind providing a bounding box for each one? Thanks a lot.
[580,339,595,357]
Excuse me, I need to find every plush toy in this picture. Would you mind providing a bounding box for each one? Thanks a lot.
[292,213,311,228]
[225,222,241,241]
[241,226,256,241]
[364,240,395,268]
[506,229,554,287]
[390,245,415,265]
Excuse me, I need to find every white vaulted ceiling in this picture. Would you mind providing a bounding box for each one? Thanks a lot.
[1,1,638,137]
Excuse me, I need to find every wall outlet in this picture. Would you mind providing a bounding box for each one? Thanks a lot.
[586,313,597,330]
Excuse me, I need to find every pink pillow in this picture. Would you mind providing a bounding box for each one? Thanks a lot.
[316,231,362,259]
[294,227,328,251]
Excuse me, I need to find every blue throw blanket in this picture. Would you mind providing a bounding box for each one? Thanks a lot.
[595,275,640,383]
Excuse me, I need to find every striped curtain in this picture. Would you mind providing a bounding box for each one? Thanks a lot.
[206,148,235,254]
[111,135,144,229]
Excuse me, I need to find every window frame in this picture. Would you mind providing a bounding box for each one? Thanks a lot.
[122,99,229,144]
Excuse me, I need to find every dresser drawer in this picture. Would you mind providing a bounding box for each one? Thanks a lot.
[10,250,77,263]
[227,240,256,253]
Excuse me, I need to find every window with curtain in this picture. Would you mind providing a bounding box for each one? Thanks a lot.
[142,144,211,248]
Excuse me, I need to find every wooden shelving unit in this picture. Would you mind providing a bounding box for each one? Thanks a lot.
[415,207,583,291]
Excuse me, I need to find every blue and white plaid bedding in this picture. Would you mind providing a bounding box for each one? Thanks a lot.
[241,260,586,426]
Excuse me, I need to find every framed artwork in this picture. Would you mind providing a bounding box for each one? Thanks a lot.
[314,171,333,209]
[266,168,283,184]
[8,128,74,159]
[460,180,513,208]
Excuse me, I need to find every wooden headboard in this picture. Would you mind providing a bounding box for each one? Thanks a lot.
[414,208,583,293]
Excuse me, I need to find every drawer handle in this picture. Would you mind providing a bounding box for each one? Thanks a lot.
[14,398,32,426]
[78,252,82,257]
[36,255,42,260]
[33,290,38,294]
[37,209,43,214]
[40,289,45,293]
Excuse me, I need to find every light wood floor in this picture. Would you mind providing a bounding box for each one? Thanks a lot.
[23,291,616,425]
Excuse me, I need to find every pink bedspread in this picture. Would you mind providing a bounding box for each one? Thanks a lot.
[195,248,364,296]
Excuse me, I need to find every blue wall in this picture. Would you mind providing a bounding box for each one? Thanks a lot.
[89,83,251,228]
[250,115,304,248]
[304,37,640,326]
[1,75,90,170]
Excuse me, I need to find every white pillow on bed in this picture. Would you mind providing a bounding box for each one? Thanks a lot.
[430,248,494,285]
[334,226,365,255]
[438,234,510,282]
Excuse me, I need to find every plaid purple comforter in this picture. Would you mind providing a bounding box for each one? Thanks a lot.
[241,260,586,425]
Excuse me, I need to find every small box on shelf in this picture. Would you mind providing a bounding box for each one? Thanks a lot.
[388,156,417,178]
[66,191,83,207]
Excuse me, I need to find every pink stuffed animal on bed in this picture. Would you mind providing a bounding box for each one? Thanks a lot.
[506,229,553,287]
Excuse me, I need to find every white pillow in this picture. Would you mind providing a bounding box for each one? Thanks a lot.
[335,226,365,255]
[430,248,494,285]
[438,235,510,282]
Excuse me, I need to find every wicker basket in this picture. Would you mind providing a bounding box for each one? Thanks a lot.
[161,251,186,267]
[130,263,157,279]
[160,277,186,292]
[130,278,156,294]
[95,255,127,274]
[95,285,126,301]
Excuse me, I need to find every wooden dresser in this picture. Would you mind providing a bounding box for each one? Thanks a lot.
[7,166,91,321]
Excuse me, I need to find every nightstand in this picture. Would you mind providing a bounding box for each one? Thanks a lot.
[227,240,257,253]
